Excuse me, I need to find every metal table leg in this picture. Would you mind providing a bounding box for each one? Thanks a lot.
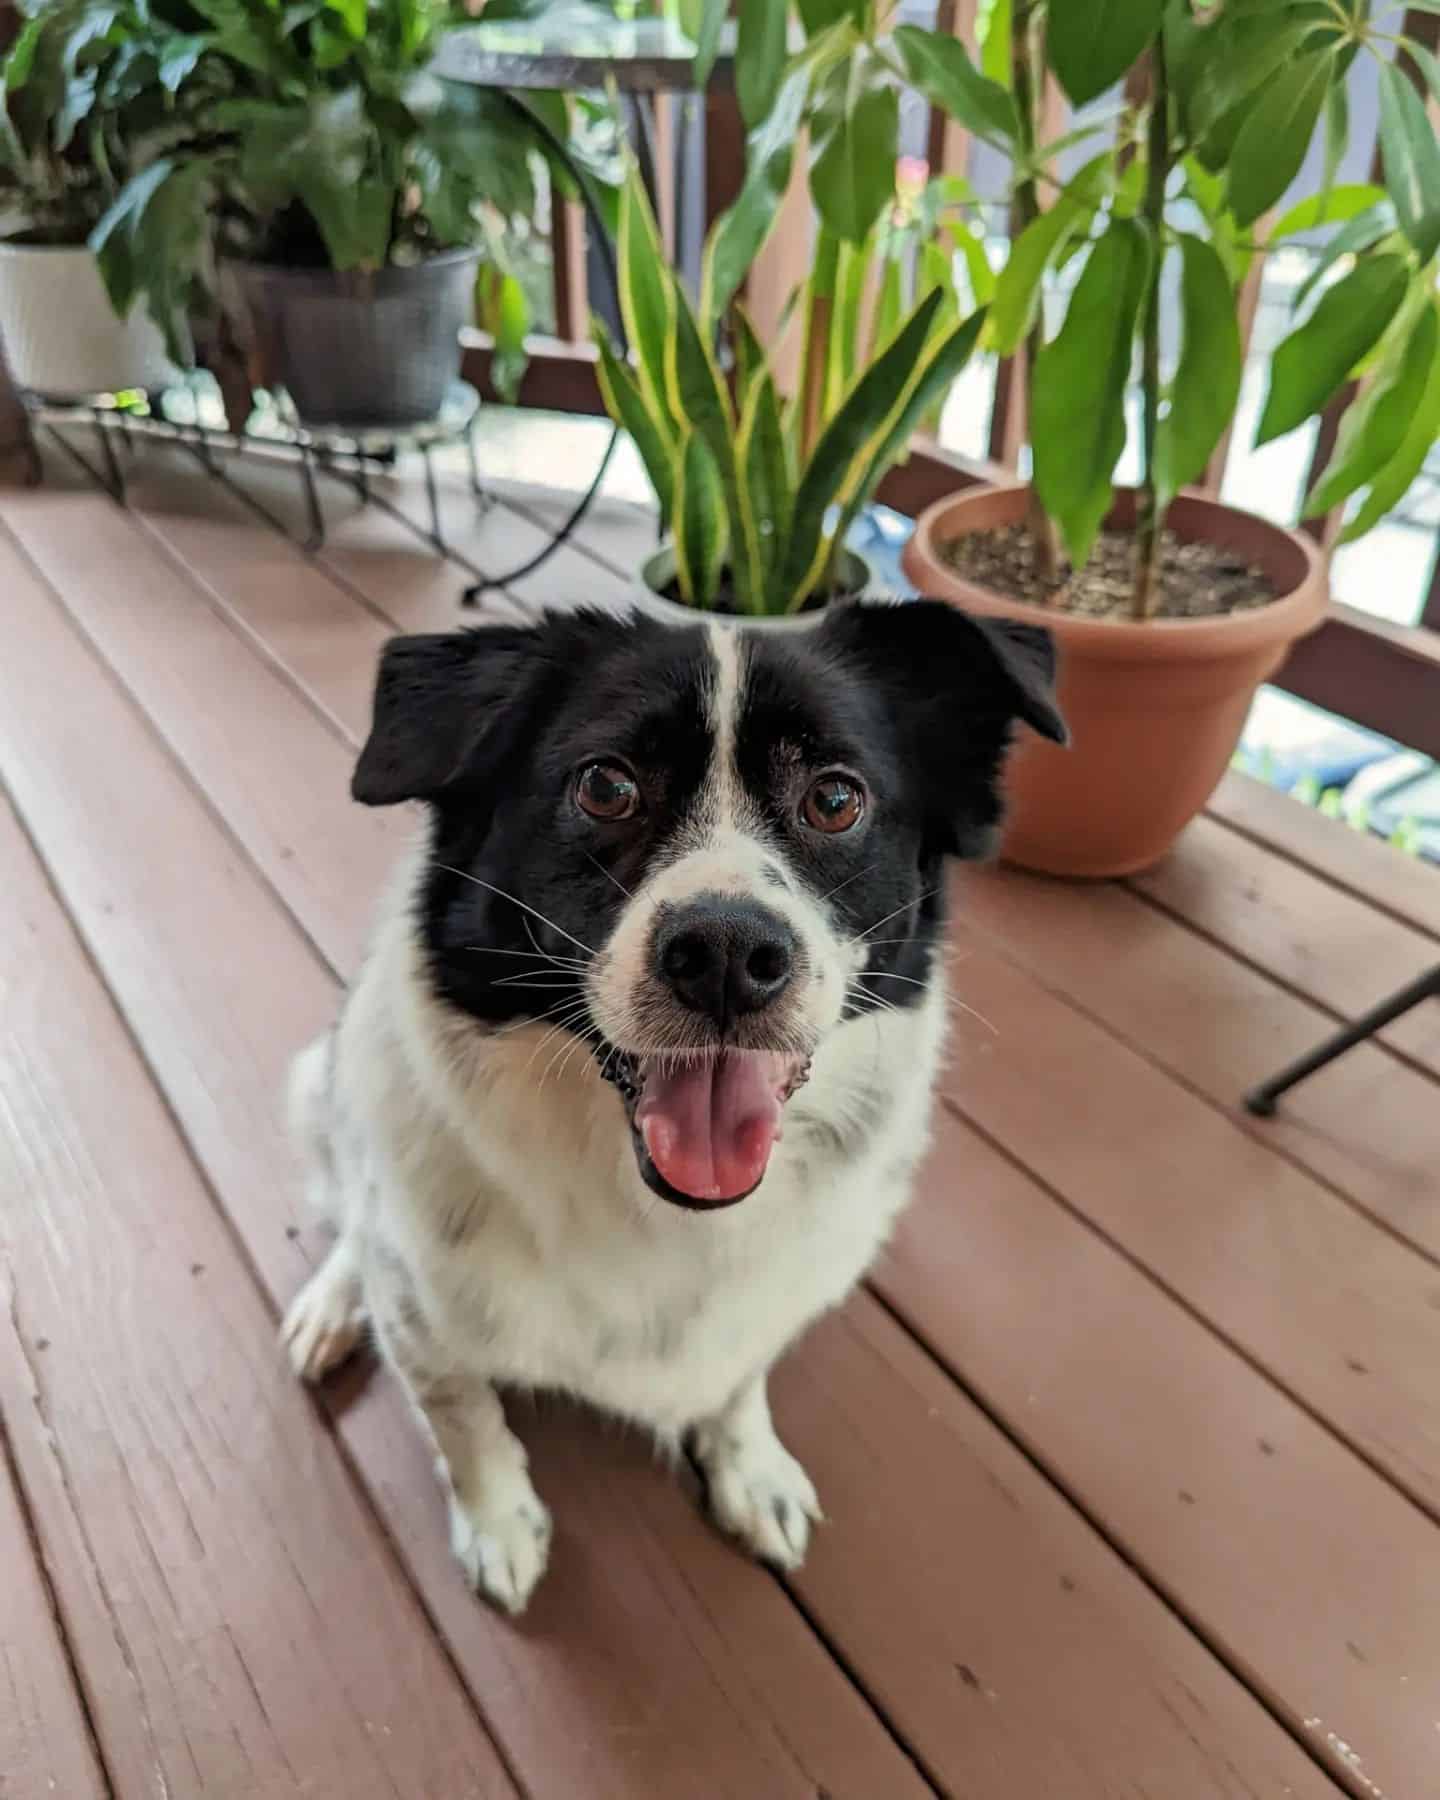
[1244,963,1440,1115]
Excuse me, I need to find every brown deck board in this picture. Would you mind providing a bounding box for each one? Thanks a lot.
[0,794,513,1799]
[957,864,1440,1262]
[1134,815,1440,1080]
[775,1302,1335,1797]
[7,436,1436,1796]
[1208,770,1440,946]
[877,1109,1432,1800]
[0,1364,107,1800]
[930,937,1440,1519]
[0,492,928,1799]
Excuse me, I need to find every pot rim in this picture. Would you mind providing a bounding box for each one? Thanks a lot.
[221,245,481,286]
[637,541,873,627]
[904,482,1328,663]
[0,235,99,256]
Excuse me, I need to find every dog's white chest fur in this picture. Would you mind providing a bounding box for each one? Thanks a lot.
[321,873,946,1440]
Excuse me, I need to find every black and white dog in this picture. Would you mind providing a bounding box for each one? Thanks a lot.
[282,600,1064,1615]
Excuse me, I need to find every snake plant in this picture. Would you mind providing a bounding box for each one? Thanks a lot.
[593,162,986,615]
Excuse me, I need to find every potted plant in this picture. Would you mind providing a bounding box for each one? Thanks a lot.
[593,139,987,615]
[84,0,596,428]
[0,0,177,398]
[900,0,1440,877]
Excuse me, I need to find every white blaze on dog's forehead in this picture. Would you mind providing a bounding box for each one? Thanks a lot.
[703,622,745,831]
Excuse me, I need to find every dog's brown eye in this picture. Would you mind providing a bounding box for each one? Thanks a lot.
[802,774,864,834]
[576,762,640,821]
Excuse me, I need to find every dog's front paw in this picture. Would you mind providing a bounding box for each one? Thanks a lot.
[449,1479,553,1616]
[281,1246,366,1384]
[692,1427,823,1572]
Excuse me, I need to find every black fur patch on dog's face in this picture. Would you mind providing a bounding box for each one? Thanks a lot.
[350,604,1064,1032]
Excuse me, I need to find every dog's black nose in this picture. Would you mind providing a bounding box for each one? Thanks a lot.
[655,896,797,1024]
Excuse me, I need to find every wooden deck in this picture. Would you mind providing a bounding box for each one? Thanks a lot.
[2,422,1438,1800]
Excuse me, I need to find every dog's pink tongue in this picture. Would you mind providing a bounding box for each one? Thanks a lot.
[638,1052,784,1202]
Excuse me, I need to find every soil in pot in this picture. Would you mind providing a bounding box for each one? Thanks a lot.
[937,523,1277,620]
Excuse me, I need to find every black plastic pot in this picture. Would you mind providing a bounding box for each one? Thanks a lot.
[222,249,480,429]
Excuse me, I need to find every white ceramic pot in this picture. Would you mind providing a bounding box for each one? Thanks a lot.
[0,240,177,398]
[635,544,874,631]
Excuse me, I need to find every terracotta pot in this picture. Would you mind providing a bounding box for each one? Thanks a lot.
[902,483,1328,878]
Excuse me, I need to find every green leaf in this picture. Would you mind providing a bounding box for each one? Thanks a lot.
[869,255,904,358]
[1031,218,1153,568]
[1407,39,1440,114]
[989,150,1110,355]
[1182,6,1336,143]
[797,0,863,32]
[810,71,898,245]
[1293,200,1396,310]
[1258,252,1411,443]
[1305,303,1437,516]
[618,161,679,441]
[1048,0,1162,109]
[593,325,678,526]
[825,304,987,598]
[1225,53,1331,226]
[893,24,1017,148]
[703,59,809,323]
[978,0,1010,87]
[1321,70,1348,199]
[1154,235,1241,512]
[736,0,786,126]
[324,0,366,37]
[1377,61,1440,263]
[1339,301,1440,543]
[947,216,995,310]
[667,274,762,609]
[730,304,768,409]
[691,0,726,90]
[673,431,728,609]
[780,288,945,603]
[4,14,45,92]
[1269,182,1386,239]
[157,34,208,92]
[737,367,793,589]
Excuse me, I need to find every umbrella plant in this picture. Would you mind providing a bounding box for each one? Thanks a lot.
[977,0,1440,615]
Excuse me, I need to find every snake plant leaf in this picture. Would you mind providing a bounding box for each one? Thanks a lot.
[823,305,988,606]
[1031,218,1153,570]
[1339,300,1440,542]
[666,274,764,611]
[737,367,794,592]
[618,161,680,444]
[1154,234,1242,513]
[1048,0,1162,109]
[674,431,728,610]
[1304,302,1438,518]
[703,58,810,326]
[779,287,945,605]
[1257,252,1410,444]
[593,326,677,527]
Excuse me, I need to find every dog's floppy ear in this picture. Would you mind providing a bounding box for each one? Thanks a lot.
[818,598,1067,858]
[352,627,538,806]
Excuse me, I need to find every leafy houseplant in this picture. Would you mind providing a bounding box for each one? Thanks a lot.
[899,0,1440,876]
[68,0,595,425]
[0,0,177,396]
[593,160,985,615]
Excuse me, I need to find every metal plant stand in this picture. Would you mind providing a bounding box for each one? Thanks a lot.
[1244,963,1440,1115]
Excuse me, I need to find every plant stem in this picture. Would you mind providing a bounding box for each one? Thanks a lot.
[1133,39,1169,622]
[1012,0,1062,584]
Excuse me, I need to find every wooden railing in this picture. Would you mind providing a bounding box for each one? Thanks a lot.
[469,3,1440,759]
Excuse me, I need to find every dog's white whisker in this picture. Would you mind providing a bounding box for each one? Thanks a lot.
[434,864,596,959]
[849,887,940,947]
[468,946,590,969]
[584,849,633,900]
[818,861,879,905]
